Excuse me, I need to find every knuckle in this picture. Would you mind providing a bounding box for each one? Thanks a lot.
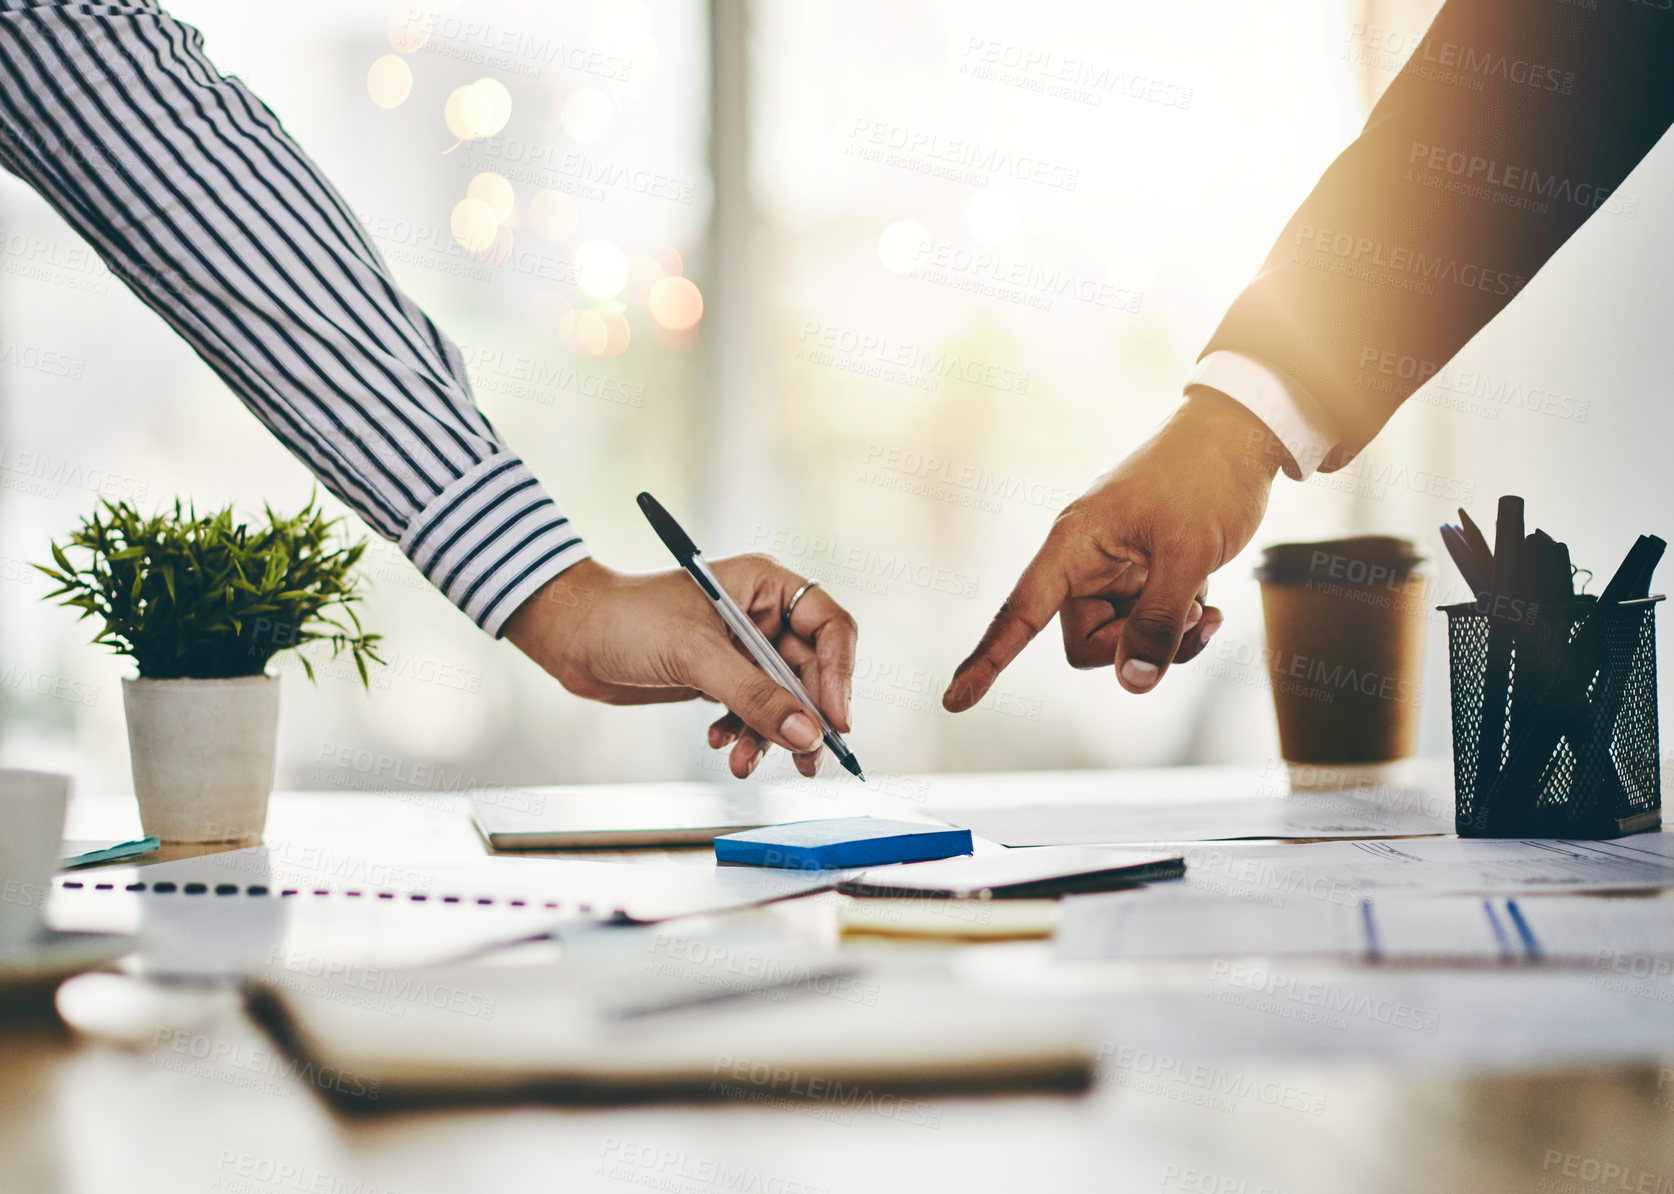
[994,595,1046,636]
[1128,608,1182,647]
[732,551,779,574]
[736,672,786,716]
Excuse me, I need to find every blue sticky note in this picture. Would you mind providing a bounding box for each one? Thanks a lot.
[714,817,973,870]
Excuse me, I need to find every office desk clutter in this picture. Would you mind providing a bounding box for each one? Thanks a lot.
[1440,497,1665,838]
[16,765,1674,1119]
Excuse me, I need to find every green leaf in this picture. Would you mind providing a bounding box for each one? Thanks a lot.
[262,548,287,590]
[33,496,382,683]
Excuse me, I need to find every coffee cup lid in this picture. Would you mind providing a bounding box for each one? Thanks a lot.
[1254,535,1424,588]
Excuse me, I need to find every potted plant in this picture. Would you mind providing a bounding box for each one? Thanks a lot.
[36,496,381,845]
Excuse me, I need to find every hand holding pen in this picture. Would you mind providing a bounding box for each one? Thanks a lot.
[639,493,864,780]
[502,509,858,781]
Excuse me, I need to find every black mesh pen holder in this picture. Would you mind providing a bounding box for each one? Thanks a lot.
[1444,596,1662,838]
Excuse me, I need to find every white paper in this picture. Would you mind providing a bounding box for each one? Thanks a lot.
[1074,967,1674,1070]
[54,846,835,920]
[48,848,837,978]
[1364,897,1515,961]
[1170,836,1674,905]
[932,789,1447,847]
[1057,888,1674,965]
[1055,891,1366,961]
[1507,895,1674,961]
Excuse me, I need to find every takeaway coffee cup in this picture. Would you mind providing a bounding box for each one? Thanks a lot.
[1255,537,1428,764]
[0,769,70,953]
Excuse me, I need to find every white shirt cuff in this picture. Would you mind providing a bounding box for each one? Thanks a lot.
[1184,351,1340,481]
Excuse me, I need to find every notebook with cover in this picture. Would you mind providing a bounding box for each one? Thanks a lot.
[247,956,1096,1105]
[471,781,872,849]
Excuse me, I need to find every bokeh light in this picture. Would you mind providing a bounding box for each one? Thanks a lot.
[444,86,489,141]
[575,240,630,299]
[647,275,703,332]
[877,220,931,275]
[449,197,498,254]
[599,313,631,357]
[559,309,609,356]
[477,223,514,266]
[366,55,413,110]
[466,172,515,223]
[527,189,578,242]
[967,187,1022,245]
[625,254,664,305]
[473,78,513,137]
[444,79,512,141]
[560,88,614,145]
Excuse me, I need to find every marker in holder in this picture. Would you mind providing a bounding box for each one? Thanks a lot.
[1443,595,1662,839]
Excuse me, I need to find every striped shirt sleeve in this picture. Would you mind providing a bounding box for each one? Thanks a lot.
[0,0,589,636]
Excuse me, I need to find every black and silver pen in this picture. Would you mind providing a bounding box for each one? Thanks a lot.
[637,492,865,781]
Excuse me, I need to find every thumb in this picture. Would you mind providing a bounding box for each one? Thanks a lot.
[944,543,1070,712]
[685,636,825,757]
[1116,553,1212,694]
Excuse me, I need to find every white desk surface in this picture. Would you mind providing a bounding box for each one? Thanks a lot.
[6,761,1670,1194]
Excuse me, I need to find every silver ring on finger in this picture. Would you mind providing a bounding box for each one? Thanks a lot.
[785,579,819,622]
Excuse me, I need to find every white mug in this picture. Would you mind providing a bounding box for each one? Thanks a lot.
[0,769,70,952]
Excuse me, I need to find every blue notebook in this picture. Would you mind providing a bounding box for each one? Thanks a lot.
[713,817,973,870]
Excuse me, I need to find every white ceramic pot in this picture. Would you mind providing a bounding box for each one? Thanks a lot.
[121,674,280,845]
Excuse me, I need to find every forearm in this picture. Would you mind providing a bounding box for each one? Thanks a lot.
[0,3,587,634]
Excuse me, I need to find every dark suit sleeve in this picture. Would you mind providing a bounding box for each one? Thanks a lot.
[1201,0,1674,470]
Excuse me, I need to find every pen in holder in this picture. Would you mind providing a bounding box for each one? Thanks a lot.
[1443,594,1663,838]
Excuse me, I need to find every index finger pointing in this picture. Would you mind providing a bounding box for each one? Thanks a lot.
[943,546,1069,713]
